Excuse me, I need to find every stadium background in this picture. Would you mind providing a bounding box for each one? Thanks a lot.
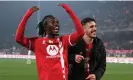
[0,1,133,80]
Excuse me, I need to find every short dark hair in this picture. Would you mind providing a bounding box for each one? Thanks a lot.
[81,17,96,26]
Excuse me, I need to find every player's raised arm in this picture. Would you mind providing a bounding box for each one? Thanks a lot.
[15,6,39,49]
[58,4,84,46]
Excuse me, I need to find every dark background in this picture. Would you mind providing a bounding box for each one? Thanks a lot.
[0,1,133,50]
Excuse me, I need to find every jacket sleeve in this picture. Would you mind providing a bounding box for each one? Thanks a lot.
[95,41,106,80]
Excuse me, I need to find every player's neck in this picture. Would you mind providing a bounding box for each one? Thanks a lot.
[83,35,93,44]
[45,34,58,38]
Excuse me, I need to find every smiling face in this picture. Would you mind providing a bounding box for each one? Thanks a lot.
[43,16,60,37]
[83,21,97,38]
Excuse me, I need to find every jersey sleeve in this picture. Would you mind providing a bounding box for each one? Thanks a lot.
[15,8,37,51]
[60,4,84,46]
[64,32,81,47]
[25,37,38,51]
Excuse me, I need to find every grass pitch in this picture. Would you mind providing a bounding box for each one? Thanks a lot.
[0,59,133,80]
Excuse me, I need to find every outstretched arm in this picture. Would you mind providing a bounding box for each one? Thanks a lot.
[58,4,84,46]
[15,6,39,50]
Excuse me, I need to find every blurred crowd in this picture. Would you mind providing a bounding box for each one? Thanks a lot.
[79,1,133,50]
[0,1,133,57]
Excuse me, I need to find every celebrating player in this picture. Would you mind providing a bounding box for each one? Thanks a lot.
[15,3,84,80]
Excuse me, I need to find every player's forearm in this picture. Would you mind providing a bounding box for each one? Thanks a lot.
[95,44,106,80]
[15,8,33,45]
[68,53,76,64]
[94,66,106,80]
[61,4,84,36]
[95,60,106,80]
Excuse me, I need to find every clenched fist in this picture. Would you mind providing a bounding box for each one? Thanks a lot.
[30,6,39,12]
[75,52,84,63]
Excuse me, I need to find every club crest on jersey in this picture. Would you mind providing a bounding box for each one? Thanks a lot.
[48,40,53,43]
[46,45,59,56]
